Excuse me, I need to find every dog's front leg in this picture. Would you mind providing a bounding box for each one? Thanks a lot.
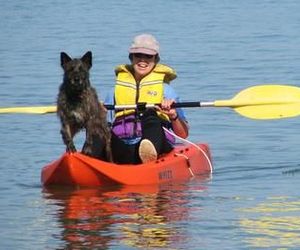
[61,124,76,152]
[82,129,94,156]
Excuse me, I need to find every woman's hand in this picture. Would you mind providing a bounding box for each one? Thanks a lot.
[158,99,177,120]
[156,99,189,139]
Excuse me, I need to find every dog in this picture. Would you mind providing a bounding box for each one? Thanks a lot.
[57,51,112,161]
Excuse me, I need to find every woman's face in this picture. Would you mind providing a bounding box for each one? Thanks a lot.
[131,53,156,81]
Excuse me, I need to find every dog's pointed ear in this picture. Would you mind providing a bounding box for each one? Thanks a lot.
[81,51,92,69]
[61,52,72,69]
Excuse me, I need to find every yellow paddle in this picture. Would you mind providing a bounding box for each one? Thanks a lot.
[0,106,57,114]
[1,84,299,119]
[214,84,300,119]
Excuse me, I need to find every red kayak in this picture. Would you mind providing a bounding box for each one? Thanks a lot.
[41,143,213,187]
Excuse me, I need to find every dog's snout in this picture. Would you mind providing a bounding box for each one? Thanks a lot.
[74,75,80,82]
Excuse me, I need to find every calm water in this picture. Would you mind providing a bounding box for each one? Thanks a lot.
[1,1,300,249]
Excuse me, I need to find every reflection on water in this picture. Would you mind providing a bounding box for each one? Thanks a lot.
[238,196,300,248]
[43,179,209,249]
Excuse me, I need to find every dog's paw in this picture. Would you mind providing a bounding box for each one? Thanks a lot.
[66,143,77,153]
[82,146,93,156]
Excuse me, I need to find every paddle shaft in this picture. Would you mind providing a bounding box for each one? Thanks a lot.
[106,101,209,110]
[0,102,209,114]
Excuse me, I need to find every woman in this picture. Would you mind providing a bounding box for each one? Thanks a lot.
[105,34,189,164]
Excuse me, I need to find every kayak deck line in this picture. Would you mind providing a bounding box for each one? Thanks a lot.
[183,142,213,173]
[162,127,213,173]
[41,143,213,187]
[174,153,195,177]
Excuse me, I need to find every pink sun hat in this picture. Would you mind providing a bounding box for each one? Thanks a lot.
[129,34,160,55]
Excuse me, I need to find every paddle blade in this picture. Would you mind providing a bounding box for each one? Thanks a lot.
[215,85,300,119]
[0,106,57,114]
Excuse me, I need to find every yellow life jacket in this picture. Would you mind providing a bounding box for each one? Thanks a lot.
[114,64,177,120]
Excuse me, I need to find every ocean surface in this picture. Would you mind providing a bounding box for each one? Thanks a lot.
[1,1,300,249]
